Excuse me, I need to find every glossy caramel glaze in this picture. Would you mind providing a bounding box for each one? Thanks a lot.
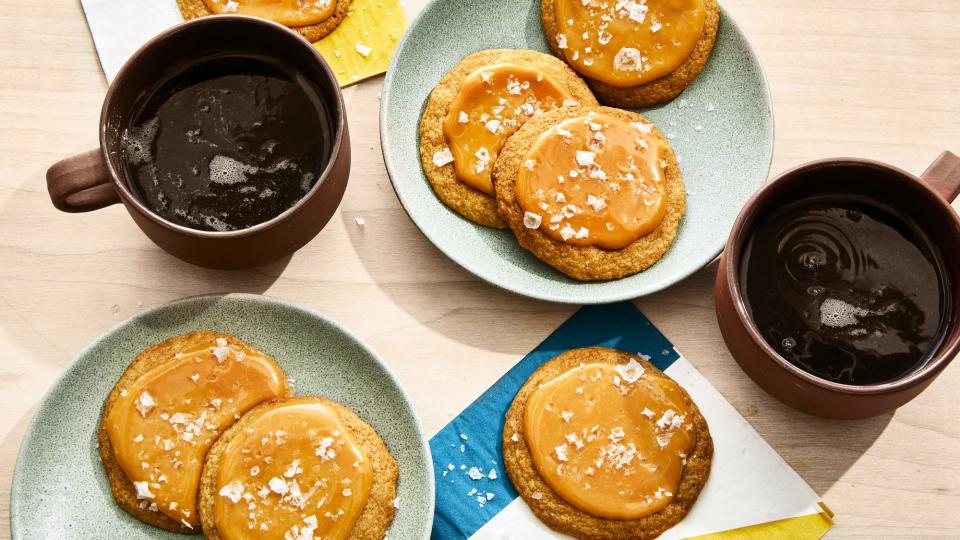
[442,63,578,195]
[515,112,666,249]
[105,338,289,528]
[524,360,696,519]
[553,0,706,87]
[213,400,373,539]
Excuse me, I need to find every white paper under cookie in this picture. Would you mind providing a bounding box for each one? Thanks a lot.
[470,356,824,539]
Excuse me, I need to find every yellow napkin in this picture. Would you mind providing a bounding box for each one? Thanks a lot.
[313,0,408,87]
[686,503,834,540]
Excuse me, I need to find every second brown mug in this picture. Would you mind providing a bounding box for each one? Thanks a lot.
[715,151,960,419]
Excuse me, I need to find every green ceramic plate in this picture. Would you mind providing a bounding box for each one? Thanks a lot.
[381,0,772,303]
[11,294,433,539]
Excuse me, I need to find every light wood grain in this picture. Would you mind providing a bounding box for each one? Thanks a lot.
[1,0,958,537]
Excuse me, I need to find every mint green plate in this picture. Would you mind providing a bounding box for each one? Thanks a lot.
[381,0,772,304]
[11,294,433,539]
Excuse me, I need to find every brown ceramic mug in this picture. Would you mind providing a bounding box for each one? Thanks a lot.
[45,15,350,269]
[715,151,960,419]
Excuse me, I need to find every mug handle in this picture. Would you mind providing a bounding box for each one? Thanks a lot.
[920,151,960,203]
[46,148,120,212]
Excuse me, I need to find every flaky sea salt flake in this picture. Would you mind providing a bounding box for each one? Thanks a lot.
[614,48,643,72]
[614,358,646,383]
[134,481,154,500]
[355,42,372,57]
[135,391,156,417]
[432,148,454,168]
[575,151,596,166]
[219,480,244,503]
[523,212,543,229]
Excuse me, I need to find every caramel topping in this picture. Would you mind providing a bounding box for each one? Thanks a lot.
[203,0,336,27]
[523,360,695,520]
[553,0,706,87]
[442,64,578,195]
[106,338,289,529]
[213,400,373,539]
[516,113,666,249]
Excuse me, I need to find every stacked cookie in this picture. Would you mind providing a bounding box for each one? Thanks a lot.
[98,332,398,538]
[419,0,719,281]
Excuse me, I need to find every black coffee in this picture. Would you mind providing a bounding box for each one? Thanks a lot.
[122,54,333,232]
[741,195,951,385]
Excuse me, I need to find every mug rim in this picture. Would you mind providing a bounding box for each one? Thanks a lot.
[724,156,960,396]
[98,14,346,239]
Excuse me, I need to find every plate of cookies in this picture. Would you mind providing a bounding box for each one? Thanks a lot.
[381,0,773,303]
[10,294,433,539]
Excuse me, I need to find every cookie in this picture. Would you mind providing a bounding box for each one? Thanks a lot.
[541,0,720,108]
[98,332,292,532]
[493,106,685,281]
[419,49,598,228]
[503,347,712,539]
[199,396,399,539]
[177,0,351,42]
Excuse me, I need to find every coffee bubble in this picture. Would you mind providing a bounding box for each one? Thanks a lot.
[819,297,869,328]
[122,117,160,166]
[209,155,256,185]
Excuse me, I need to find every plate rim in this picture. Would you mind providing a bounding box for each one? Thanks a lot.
[10,292,435,540]
[380,0,775,304]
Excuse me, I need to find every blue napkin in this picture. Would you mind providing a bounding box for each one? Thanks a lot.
[430,302,679,539]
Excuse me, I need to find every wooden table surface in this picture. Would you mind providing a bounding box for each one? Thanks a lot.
[1,0,958,537]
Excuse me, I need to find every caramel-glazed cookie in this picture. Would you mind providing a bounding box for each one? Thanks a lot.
[177,0,351,42]
[541,0,720,107]
[493,106,685,281]
[503,347,712,539]
[98,332,292,533]
[419,49,598,228]
[200,396,399,539]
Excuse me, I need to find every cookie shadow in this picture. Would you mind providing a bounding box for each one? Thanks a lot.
[523,0,550,49]
[759,407,893,497]
[2,407,36,530]
[339,205,573,356]
[86,422,140,530]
